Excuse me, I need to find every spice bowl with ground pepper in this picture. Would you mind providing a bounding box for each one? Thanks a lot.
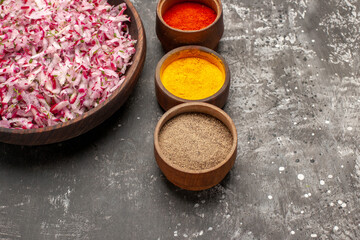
[154,102,237,191]
[155,45,230,111]
[156,0,224,51]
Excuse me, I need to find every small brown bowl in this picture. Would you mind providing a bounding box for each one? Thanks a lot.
[156,0,224,51]
[155,45,230,111]
[154,102,237,191]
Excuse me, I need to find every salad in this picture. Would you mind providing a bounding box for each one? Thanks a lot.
[0,0,136,129]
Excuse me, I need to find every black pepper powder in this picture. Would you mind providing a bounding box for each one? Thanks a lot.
[158,113,233,171]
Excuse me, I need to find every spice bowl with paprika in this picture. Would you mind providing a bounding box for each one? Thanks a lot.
[154,102,238,191]
[155,45,230,111]
[156,0,224,51]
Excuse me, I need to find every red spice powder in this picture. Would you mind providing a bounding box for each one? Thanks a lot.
[162,2,217,31]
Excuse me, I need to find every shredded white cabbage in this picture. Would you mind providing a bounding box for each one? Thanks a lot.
[0,0,136,129]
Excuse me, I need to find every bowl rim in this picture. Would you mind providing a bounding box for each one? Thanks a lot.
[154,102,238,174]
[155,45,230,104]
[0,0,145,137]
[156,0,223,33]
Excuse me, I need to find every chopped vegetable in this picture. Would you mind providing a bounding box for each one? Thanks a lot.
[0,0,136,129]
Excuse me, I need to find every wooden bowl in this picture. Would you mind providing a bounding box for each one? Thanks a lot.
[0,0,146,146]
[156,0,224,52]
[154,102,237,191]
[155,45,230,111]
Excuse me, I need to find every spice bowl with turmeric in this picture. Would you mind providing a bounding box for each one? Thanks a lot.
[155,45,230,111]
[154,102,238,191]
[156,0,224,51]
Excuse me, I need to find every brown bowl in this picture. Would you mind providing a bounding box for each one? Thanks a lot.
[0,0,146,145]
[154,102,237,191]
[155,45,230,111]
[156,0,224,52]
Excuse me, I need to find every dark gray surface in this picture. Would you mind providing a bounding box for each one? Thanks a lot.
[1,0,360,239]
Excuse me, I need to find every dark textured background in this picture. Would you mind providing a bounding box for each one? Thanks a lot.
[1,0,359,239]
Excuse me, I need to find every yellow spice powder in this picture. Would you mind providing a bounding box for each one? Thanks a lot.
[161,57,224,100]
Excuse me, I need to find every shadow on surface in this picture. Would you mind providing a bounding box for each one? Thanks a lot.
[0,101,133,169]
